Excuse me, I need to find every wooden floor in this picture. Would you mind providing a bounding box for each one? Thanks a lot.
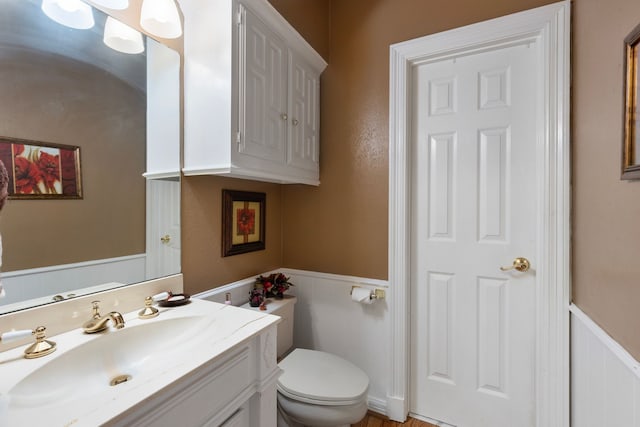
[352,412,437,427]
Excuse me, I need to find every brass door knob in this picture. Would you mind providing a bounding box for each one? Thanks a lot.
[500,257,530,272]
[161,234,171,244]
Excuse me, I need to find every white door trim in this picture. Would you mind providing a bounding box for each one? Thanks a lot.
[387,2,571,425]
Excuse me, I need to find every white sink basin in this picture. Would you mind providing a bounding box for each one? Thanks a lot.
[0,299,278,426]
[8,315,209,409]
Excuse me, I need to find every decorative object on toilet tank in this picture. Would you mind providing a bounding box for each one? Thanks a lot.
[254,273,293,299]
[221,190,265,256]
[248,288,264,307]
[0,137,82,199]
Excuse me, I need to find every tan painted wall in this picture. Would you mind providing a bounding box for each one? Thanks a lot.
[0,50,145,271]
[181,176,284,295]
[572,0,640,360]
[281,0,556,279]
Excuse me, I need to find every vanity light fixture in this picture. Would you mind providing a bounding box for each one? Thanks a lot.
[41,0,95,30]
[140,0,182,39]
[103,16,144,54]
[90,0,129,10]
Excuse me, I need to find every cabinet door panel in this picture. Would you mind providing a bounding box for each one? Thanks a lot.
[240,6,287,164]
[288,53,319,171]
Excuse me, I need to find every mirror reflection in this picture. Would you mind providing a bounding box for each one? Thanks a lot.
[0,0,181,314]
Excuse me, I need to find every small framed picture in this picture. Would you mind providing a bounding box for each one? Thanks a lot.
[222,190,266,257]
[622,23,640,179]
[0,137,82,199]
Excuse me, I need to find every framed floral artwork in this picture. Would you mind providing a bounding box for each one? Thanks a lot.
[222,190,265,257]
[0,137,82,199]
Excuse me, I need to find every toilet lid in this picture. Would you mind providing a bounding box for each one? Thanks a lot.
[277,349,369,405]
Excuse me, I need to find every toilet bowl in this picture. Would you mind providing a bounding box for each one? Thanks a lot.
[240,295,370,427]
[277,348,369,427]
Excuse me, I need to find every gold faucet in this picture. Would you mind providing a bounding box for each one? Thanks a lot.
[0,326,57,359]
[83,301,125,334]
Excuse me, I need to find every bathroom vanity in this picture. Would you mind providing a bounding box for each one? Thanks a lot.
[0,298,281,427]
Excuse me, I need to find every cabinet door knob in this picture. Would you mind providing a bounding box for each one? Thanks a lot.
[281,113,288,121]
[292,118,299,126]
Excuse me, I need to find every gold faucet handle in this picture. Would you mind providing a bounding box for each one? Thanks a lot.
[24,326,56,359]
[91,300,102,318]
[138,296,160,319]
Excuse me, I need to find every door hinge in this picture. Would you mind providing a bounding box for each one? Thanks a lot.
[236,131,242,146]
[236,10,243,26]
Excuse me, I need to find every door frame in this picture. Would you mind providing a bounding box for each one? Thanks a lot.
[387,2,570,426]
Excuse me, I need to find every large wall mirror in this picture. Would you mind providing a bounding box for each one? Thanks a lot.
[0,0,181,314]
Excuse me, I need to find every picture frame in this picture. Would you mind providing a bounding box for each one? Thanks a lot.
[222,190,266,257]
[0,137,82,199]
[622,23,640,180]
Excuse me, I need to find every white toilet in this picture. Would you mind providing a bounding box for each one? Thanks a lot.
[242,295,369,427]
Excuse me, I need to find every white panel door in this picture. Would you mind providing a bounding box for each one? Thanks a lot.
[146,179,181,280]
[240,5,287,163]
[411,42,537,426]
[287,51,320,171]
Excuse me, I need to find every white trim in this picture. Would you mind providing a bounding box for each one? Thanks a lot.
[181,166,321,186]
[366,396,388,417]
[570,304,640,380]
[142,170,180,180]
[281,268,389,288]
[1,254,145,278]
[388,2,570,425]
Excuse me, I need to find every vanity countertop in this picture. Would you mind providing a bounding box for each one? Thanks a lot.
[0,299,280,426]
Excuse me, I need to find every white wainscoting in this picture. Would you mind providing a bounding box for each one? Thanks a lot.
[0,254,146,310]
[570,304,640,427]
[195,269,391,415]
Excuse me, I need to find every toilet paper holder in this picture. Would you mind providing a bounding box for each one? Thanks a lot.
[350,286,385,300]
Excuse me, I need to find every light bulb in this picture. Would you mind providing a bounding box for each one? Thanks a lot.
[41,0,95,30]
[140,0,182,39]
[103,16,144,54]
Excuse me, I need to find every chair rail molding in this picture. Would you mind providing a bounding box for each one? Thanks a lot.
[388,1,571,424]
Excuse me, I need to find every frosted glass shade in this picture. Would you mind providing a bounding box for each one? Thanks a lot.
[140,0,182,39]
[41,0,95,30]
[103,16,144,54]
[91,0,129,10]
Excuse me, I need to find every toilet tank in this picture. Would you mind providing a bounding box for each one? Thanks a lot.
[240,295,296,359]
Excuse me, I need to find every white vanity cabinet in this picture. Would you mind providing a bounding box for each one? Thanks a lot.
[181,0,327,186]
[110,323,280,427]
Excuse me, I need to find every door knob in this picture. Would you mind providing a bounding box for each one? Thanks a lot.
[160,234,171,244]
[500,257,530,272]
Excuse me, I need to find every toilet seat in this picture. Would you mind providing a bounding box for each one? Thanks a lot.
[277,349,369,406]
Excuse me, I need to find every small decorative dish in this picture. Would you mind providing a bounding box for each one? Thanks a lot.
[158,293,191,307]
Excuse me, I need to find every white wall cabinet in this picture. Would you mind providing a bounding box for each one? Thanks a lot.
[180,0,327,186]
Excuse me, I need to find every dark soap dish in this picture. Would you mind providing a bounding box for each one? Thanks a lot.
[158,293,191,307]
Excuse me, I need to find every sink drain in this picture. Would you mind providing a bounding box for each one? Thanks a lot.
[110,374,132,386]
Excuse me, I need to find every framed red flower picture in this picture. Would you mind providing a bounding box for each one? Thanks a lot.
[222,190,266,257]
[0,137,82,199]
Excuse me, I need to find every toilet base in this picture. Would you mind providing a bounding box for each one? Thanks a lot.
[277,403,350,427]
[277,392,367,427]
